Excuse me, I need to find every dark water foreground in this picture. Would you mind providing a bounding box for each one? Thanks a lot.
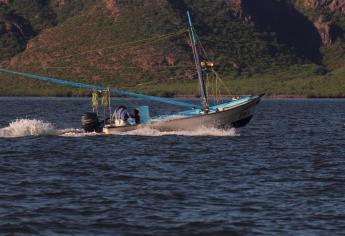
[0,97,344,235]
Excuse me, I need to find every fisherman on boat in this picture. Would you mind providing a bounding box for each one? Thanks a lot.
[112,106,141,126]
[112,105,130,126]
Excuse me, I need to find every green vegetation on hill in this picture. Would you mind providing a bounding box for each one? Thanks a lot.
[291,0,345,69]
[0,0,344,97]
[0,0,97,61]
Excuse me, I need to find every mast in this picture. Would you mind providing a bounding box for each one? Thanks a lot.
[187,11,209,110]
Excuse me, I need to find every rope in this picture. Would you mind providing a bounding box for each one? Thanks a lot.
[212,69,232,96]
[191,30,233,98]
[54,29,188,60]
[194,30,211,61]
[194,31,233,97]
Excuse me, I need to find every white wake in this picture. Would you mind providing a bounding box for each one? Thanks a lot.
[120,126,239,137]
[0,119,58,137]
[0,119,239,138]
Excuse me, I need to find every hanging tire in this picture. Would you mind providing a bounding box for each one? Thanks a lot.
[81,112,102,133]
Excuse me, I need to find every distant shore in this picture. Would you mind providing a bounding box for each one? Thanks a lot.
[1,95,345,99]
[159,94,345,99]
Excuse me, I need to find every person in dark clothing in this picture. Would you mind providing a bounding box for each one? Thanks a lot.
[133,109,140,124]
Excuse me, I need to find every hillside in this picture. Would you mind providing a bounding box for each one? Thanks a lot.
[0,0,344,97]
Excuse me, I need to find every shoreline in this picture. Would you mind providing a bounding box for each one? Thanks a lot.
[0,94,345,99]
[143,94,344,99]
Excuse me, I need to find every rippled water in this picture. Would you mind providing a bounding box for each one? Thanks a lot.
[0,97,344,235]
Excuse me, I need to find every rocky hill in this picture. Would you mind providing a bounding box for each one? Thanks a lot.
[0,0,344,97]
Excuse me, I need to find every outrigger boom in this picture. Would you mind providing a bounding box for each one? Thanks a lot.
[0,68,201,109]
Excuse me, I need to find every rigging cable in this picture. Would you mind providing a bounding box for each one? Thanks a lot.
[52,29,188,61]
[194,31,234,99]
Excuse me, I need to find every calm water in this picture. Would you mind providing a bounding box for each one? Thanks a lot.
[0,97,344,235]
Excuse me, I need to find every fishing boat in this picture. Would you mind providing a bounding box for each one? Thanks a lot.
[102,95,262,134]
[0,11,263,134]
[85,11,263,134]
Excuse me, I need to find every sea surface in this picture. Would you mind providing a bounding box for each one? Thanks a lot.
[0,97,344,235]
